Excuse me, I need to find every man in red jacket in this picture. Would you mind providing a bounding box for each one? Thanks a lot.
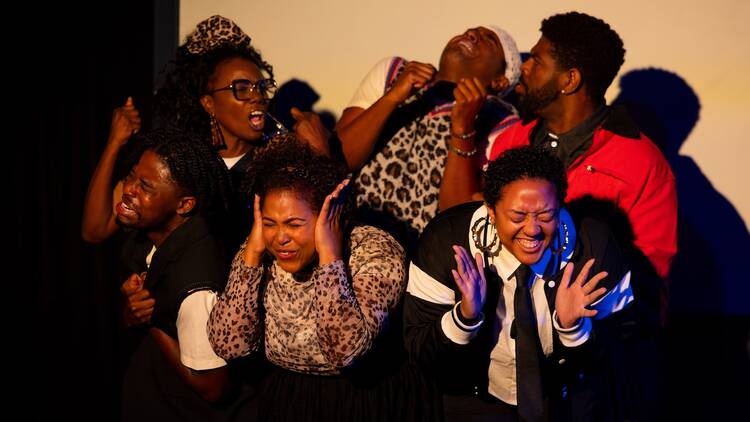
[489,12,677,314]
[488,12,676,420]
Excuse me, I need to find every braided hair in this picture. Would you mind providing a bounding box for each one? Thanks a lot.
[133,128,233,223]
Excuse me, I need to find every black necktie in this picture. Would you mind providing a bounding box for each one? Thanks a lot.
[513,264,546,422]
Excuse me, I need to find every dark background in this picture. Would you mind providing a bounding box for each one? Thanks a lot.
[27,2,177,419]
[28,2,748,420]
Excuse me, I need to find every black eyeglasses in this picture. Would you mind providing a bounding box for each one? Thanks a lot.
[205,78,277,100]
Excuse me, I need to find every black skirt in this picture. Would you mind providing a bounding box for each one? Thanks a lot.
[258,303,444,421]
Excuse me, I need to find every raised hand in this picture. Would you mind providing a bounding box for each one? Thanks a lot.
[121,272,155,326]
[385,61,437,104]
[554,259,609,328]
[108,97,141,149]
[291,107,331,156]
[451,77,487,136]
[315,178,350,266]
[243,194,267,267]
[451,245,487,321]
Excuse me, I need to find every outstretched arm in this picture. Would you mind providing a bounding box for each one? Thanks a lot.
[82,97,140,242]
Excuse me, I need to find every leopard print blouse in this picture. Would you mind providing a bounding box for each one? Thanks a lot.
[354,59,516,236]
[207,225,406,375]
[354,94,452,235]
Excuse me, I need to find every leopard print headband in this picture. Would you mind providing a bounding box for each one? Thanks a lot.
[186,15,252,55]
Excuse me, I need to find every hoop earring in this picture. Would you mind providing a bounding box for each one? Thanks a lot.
[471,217,501,257]
[210,114,227,150]
[549,221,569,255]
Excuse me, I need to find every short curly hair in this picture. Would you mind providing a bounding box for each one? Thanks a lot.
[133,128,232,221]
[483,146,568,206]
[243,138,352,219]
[541,11,625,102]
[153,42,274,144]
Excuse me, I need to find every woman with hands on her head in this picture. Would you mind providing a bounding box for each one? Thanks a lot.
[404,146,636,422]
[208,139,409,421]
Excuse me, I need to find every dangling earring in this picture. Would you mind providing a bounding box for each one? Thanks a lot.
[471,217,501,257]
[549,221,569,255]
[561,89,566,94]
[210,114,227,150]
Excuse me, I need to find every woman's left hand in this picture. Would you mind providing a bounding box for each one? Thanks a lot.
[554,258,609,328]
[451,77,487,136]
[315,178,350,265]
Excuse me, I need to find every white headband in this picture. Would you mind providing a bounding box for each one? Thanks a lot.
[485,25,521,98]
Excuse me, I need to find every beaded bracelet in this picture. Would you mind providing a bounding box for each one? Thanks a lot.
[451,130,477,140]
[449,142,477,157]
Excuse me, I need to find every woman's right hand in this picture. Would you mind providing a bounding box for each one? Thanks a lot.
[452,245,487,321]
[107,96,141,149]
[243,194,266,267]
[384,61,436,104]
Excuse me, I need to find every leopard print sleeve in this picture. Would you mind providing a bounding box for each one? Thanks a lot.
[314,225,406,367]
[207,240,264,360]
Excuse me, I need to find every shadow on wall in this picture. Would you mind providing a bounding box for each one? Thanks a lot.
[268,78,337,132]
[613,67,750,316]
[613,67,750,420]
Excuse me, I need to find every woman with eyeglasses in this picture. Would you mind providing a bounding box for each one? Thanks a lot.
[82,15,330,253]
[208,139,442,421]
